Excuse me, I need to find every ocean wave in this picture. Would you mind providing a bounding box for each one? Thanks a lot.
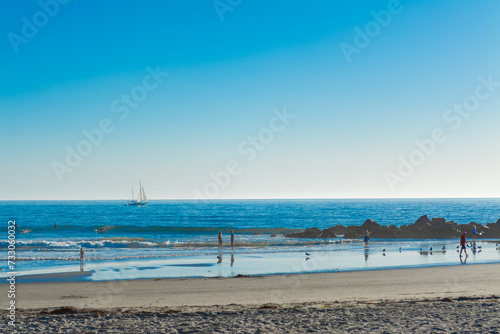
[0,237,346,252]
[13,225,303,235]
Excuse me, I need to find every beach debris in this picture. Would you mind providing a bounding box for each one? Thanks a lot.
[41,307,110,316]
[233,274,250,278]
[441,297,454,303]
[255,304,279,309]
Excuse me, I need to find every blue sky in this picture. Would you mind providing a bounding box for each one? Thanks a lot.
[1,0,499,200]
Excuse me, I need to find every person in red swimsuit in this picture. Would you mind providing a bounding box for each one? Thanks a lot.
[459,232,467,257]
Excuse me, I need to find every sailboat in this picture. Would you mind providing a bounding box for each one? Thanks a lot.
[127,182,148,206]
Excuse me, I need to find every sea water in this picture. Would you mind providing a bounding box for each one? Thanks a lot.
[1,199,499,281]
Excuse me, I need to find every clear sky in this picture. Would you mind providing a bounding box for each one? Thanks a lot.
[1,0,499,200]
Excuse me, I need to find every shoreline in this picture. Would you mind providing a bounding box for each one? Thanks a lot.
[4,263,500,310]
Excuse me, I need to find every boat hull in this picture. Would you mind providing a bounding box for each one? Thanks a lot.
[127,201,147,206]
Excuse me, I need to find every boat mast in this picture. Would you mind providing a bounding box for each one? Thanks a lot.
[131,187,134,201]
[139,181,143,202]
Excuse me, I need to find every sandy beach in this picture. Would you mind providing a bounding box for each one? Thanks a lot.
[2,264,500,333]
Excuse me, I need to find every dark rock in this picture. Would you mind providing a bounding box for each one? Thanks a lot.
[284,216,500,240]
[321,227,337,238]
[343,231,360,239]
[414,215,432,227]
[333,224,347,235]
[285,227,322,238]
[361,219,380,231]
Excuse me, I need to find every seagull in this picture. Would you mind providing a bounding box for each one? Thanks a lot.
[478,246,482,249]
[305,252,311,256]
[456,245,460,249]
[442,246,446,251]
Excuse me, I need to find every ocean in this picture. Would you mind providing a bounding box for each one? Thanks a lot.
[1,198,500,281]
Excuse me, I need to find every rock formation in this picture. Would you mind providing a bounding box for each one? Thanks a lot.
[284,215,500,239]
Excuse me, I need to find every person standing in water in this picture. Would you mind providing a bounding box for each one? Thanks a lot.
[79,247,85,271]
[472,225,477,247]
[364,230,370,246]
[218,232,223,252]
[230,230,235,251]
[459,232,467,257]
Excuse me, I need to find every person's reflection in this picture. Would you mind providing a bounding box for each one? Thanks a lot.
[460,255,467,264]
[231,253,234,267]
[217,253,223,264]
[364,247,369,261]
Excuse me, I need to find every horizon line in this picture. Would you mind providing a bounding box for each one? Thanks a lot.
[1,196,499,202]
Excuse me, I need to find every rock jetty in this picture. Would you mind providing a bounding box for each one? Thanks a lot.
[284,215,500,239]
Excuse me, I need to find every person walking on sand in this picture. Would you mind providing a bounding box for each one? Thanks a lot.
[218,232,223,252]
[230,230,235,251]
[79,247,85,271]
[459,232,467,257]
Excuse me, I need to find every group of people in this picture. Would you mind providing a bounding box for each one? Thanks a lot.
[364,226,478,260]
[218,230,235,251]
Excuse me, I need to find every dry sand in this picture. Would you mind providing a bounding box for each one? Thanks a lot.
[2,264,500,333]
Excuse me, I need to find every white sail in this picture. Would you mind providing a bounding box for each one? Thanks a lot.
[127,182,147,206]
